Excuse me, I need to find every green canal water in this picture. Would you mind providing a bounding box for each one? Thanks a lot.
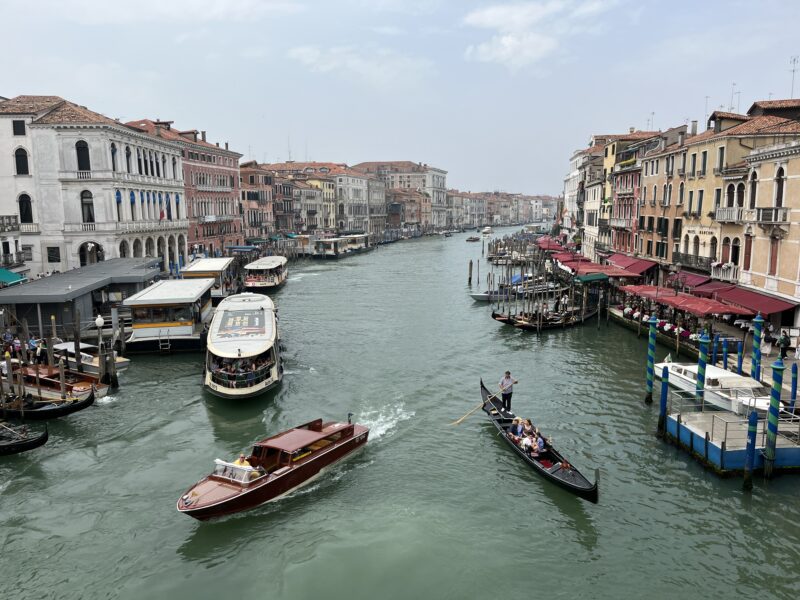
[2,230,799,599]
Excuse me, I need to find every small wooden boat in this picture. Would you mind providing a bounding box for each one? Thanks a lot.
[51,342,131,375]
[479,380,598,503]
[0,390,95,421]
[12,363,108,401]
[466,236,480,242]
[178,416,369,520]
[0,422,48,456]
[511,308,599,331]
[491,310,518,325]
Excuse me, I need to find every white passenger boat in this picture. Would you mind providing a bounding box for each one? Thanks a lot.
[51,342,131,375]
[655,361,779,415]
[312,234,372,259]
[481,226,494,235]
[123,278,215,353]
[203,293,282,399]
[182,257,238,304]
[243,256,288,292]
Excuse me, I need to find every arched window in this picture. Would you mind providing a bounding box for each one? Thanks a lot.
[667,183,672,205]
[143,150,150,175]
[678,182,684,205]
[81,190,95,223]
[175,193,181,219]
[683,234,689,254]
[692,235,700,256]
[709,236,717,261]
[749,172,758,209]
[743,234,753,270]
[14,148,29,175]
[125,146,132,173]
[775,167,785,207]
[76,141,91,171]
[111,143,117,172]
[731,237,741,265]
[18,194,33,223]
[130,191,136,221]
[155,153,161,178]
[726,184,735,207]
[149,151,155,176]
[161,155,166,178]
[642,186,647,202]
[736,183,745,207]
[721,236,731,262]
[137,148,143,174]
[653,185,658,203]
[172,157,177,180]
[662,184,667,204]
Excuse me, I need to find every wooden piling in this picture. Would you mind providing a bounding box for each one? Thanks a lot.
[74,306,83,373]
[468,260,473,285]
[58,358,66,400]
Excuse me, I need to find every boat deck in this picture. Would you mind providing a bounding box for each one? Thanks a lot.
[675,411,800,450]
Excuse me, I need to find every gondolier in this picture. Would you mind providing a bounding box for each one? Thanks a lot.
[499,371,518,411]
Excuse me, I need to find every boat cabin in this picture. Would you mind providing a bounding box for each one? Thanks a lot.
[249,419,355,473]
[182,257,237,302]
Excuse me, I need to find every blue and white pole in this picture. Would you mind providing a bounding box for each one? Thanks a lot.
[722,339,729,371]
[752,313,764,381]
[645,315,658,403]
[764,358,785,479]
[791,363,798,412]
[737,340,744,375]
[657,365,669,437]
[742,409,759,491]
[696,332,710,404]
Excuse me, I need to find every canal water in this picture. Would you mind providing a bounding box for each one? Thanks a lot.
[2,229,799,599]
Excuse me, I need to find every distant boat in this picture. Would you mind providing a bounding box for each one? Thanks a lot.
[466,236,480,242]
[481,226,493,235]
[243,256,288,292]
[177,417,369,520]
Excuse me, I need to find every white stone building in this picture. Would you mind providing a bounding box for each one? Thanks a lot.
[367,177,387,239]
[0,96,189,277]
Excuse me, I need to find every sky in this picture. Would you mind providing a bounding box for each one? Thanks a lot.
[4,0,800,195]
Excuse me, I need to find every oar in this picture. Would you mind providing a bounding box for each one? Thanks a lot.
[0,421,23,437]
[450,386,507,426]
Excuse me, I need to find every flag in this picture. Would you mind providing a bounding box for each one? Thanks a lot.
[159,209,165,221]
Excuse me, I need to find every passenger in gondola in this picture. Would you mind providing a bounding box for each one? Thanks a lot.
[522,419,534,437]
[519,435,533,453]
[508,418,523,438]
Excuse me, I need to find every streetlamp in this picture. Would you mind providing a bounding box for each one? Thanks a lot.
[95,314,104,349]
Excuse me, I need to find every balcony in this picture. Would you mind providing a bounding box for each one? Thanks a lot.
[65,219,190,233]
[197,183,233,193]
[199,214,237,223]
[0,215,20,232]
[677,168,685,176]
[598,218,609,230]
[673,251,712,272]
[711,264,740,282]
[19,223,39,233]
[714,206,743,223]
[616,186,634,195]
[755,207,790,224]
[609,217,631,229]
[1,253,24,267]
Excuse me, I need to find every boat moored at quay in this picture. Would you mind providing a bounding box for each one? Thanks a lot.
[243,256,288,292]
[203,293,282,399]
[177,417,369,520]
[312,234,373,259]
[123,278,215,353]
[51,342,131,375]
[181,257,239,305]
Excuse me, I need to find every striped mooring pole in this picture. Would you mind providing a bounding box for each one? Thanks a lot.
[696,332,710,402]
[737,340,744,375]
[657,365,669,438]
[710,333,719,366]
[764,358,785,479]
[645,315,658,403]
[742,409,759,491]
[722,339,729,371]
[752,313,764,381]
[791,363,798,412]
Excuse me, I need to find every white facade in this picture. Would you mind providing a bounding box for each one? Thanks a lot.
[367,178,387,238]
[0,97,190,276]
[333,170,370,232]
[562,150,583,234]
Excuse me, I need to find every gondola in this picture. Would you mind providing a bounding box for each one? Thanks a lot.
[0,423,48,456]
[510,308,599,331]
[479,379,598,503]
[0,390,95,421]
[490,310,517,325]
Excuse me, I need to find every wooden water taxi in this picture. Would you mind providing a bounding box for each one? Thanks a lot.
[479,380,598,503]
[177,417,369,520]
[123,278,215,353]
[203,293,282,399]
[243,256,288,292]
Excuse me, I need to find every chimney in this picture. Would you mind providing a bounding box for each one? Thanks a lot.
[629,127,635,133]
[690,120,697,136]
[225,142,229,150]
[678,131,685,146]
[201,131,207,142]
[215,142,219,147]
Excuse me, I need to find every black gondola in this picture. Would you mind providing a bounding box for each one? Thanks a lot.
[0,423,48,456]
[479,379,598,503]
[0,391,95,421]
[510,308,599,331]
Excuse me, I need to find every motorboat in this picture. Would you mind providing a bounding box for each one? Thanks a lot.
[178,417,369,520]
[51,342,130,375]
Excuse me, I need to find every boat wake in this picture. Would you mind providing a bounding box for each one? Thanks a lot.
[359,402,415,441]
[97,395,118,405]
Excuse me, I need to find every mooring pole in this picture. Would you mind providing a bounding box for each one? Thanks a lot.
[645,315,657,403]
[696,332,710,406]
[763,358,785,479]
[742,409,758,491]
[752,313,764,381]
[657,365,669,437]
[790,362,798,412]
[737,340,744,375]
[710,332,719,366]
[722,339,729,371]
[468,259,473,286]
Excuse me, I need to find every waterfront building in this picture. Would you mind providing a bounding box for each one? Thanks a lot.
[293,180,323,232]
[272,176,298,232]
[367,177,387,238]
[562,149,583,238]
[127,119,242,259]
[239,161,274,243]
[304,174,336,232]
[0,96,188,276]
[351,161,447,230]
[386,188,427,232]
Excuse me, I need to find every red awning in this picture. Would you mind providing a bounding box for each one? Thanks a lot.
[665,272,710,289]
[606,253,638,269]
[624,258,658,275]
[691,281,734,298]
[714,286,798,316]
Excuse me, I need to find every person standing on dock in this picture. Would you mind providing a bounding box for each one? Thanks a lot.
[778,330,791,360]
[499,371,518,412]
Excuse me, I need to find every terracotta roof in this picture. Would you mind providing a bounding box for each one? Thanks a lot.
[34,101,119,126]
[748,99,800,111]
[618,130,661,141]
[126,119,241,154]
[0,95,64,114]
[261,161,348,173]
[709,111,749,121]
[351,161,439,173]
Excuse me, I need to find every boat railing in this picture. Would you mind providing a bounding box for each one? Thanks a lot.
[209,363,275,388]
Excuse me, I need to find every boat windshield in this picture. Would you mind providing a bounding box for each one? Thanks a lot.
[212,460,265,483]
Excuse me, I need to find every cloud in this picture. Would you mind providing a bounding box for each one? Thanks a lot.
[350,0,443,15]
[371,25,406,36]
[288,45,433,90]
[463,0,620,69]
[18,0,303,24]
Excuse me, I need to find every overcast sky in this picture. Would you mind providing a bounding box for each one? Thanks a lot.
[4,0,800,195]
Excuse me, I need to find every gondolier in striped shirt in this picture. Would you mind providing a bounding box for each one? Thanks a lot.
[499,371,518,412]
